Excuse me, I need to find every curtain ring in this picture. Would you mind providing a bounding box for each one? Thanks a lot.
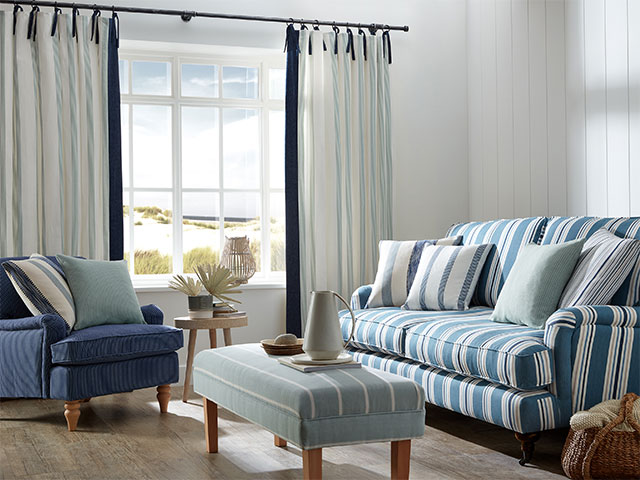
[91,7,102,44]
[51,3,62,37]
[27,3,39,41]
[112,7,120,48]
[332,22,339,55]
[358,28,367,61]
[313,19,320,30]
[346,27,355,61]
[12,3,23,36]
[72,4,79,41]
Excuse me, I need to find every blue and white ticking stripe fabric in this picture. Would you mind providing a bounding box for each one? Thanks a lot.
[545,306,640,417]
[447,217,548,307]
[0,12,113,259]
[339,306,553,390]
[193,344,425,449]
[347,347,560,434]
[559,229,640,308]
[367,237,463,308]
[542,217,640,306]
[403,244,491,311]
[2,254,75,330]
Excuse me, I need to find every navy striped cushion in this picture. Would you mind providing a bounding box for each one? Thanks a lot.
[541,217,640,306]
[2,254,75,329]
[447,217,548,307]
[367,236,462,308]
[403,244,491,311]
[559,229,640,307]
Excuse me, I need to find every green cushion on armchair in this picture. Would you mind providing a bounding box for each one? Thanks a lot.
[56,255,145,330]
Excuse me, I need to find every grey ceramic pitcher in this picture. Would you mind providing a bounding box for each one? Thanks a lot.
[302,291,356,361]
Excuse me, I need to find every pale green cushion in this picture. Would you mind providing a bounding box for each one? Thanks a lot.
[193,344,425,449]
[491,239,585,329]
[56,255,145,330]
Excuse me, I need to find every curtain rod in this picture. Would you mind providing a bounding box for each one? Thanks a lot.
[1,1,409,33]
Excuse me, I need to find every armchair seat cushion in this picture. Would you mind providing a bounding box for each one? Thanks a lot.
[51,324,183,365]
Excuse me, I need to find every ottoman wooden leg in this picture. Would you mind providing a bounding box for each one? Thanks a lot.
[157,385,171,413]
[64,401,82,432]
[391,440,411,480]
[204,397,218,453]
[274,435,287,447]
[302,448,322,480]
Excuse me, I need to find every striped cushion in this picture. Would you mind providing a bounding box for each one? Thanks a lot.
[193,344,425,449]
[366,237,462,308]
[2,254,75,330]
[542,216,640,306]
[559,229,640,308]
[403,308,553,390]
[348,347,561,434]
[448,217,548,307]
[403,244,491,311]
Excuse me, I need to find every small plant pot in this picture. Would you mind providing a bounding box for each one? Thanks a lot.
[188,294,213,319]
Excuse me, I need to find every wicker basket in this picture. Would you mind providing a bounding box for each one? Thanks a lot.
[562,393,640,480]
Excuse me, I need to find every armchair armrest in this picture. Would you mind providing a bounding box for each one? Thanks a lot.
[351,285,373,309]
[545,305,640,422]
[141,304,164,325]
[0,314,67,398]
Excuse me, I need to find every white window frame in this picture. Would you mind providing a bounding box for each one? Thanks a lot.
[119,41,286,289]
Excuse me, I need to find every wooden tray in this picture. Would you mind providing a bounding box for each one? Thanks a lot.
[261,339,304,356]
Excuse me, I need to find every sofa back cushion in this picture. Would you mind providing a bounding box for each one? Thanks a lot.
[0,256,62,319]
[447,217,548,307]
[541,217,640,305]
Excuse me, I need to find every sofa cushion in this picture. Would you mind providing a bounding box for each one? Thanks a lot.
[51,324,183,365]
[403,307,553,390]
[541,217,640,306]
[447,217,548,307]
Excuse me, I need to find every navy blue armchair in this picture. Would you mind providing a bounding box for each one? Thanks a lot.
[0,256,183,431]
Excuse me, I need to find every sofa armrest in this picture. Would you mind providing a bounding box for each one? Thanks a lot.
[351,285,373,309]
[141,304,164,325]
[544,305,640,422]
[0,314,67,398]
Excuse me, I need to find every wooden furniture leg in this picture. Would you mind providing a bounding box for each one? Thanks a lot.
[391,440,411,480]
[302,448,322,480]
[515,432,540,466]
[182,329,198,402]
[223,328,232,346]
[208,329,217,348]
[157,385,170,413]
[274,435,287,447]
[64,401,82,432]
[203,398,218,453]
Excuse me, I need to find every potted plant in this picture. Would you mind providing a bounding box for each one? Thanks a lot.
[168,274,212,319]
[194,263,243,312]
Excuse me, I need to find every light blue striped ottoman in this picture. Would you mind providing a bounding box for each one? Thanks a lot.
[193,344,425,480]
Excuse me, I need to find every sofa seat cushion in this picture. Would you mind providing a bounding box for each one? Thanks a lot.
[403,307,553,390]
[51,324,183,365]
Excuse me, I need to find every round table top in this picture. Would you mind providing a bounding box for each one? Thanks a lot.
[174,313,248,329]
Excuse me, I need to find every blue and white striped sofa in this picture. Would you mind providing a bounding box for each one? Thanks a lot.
[339,216,640,463]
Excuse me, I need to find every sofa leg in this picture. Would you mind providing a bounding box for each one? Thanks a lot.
[64,401,82,431]
[157,385,171,413]
[515,432,540,466]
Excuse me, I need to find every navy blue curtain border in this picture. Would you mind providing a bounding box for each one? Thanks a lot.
[107,18,124,261]
[284,25,302,337]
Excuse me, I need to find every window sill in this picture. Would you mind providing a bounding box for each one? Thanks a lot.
[133,279,286,293]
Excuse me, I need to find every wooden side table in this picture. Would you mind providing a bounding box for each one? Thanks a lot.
[174,313,248,402]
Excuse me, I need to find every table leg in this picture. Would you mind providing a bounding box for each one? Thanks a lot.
[223,328,232,346]
[203,398,218,453]
[182,329,198,403]
[302,448,322,480]
[391,440,411,480]
[209,329,217,349]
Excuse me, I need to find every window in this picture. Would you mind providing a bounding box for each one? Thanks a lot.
[119,46,286,284]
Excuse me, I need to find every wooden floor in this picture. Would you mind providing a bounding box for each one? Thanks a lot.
[1,387,568,479]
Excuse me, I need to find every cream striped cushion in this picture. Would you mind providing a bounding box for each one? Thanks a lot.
[2,254,75,329]
[403,244,492,311]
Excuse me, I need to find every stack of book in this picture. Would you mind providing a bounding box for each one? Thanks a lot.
[211,303,244,318]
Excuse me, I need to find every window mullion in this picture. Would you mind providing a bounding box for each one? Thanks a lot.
[128,103,135,276]
[173,56,183,275]
[261,64,271,279]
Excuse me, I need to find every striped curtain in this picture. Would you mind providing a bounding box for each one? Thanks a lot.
[294,29,393,324]
[0,10,122,260]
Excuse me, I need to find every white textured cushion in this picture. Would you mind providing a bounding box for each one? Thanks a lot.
[559,229,640,307]
[366,237,462,308]
[2,254,75,329]
[403,244,492,311]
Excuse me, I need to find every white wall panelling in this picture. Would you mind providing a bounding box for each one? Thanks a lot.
[468,0,639,219]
